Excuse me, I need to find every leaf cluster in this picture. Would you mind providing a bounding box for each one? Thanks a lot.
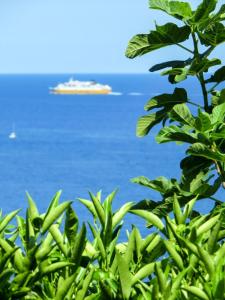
[125,0,225,215]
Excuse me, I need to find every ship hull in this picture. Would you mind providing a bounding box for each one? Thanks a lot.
[51,89,111,95]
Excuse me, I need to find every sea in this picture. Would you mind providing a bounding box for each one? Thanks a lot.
[0,74,223,233]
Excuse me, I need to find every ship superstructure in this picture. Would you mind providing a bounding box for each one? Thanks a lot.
[50,78,112,94]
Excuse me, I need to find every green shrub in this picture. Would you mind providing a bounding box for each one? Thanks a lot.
[1,192,225,299]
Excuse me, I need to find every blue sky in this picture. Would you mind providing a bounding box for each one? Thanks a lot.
[0,0,224,73]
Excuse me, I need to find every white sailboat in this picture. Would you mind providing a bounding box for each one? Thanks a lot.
[9,124,16,139]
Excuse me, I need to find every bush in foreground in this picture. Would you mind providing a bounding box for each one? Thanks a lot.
[1,191,225,299]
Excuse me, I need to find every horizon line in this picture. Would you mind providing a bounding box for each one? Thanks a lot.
[0,71,156,75]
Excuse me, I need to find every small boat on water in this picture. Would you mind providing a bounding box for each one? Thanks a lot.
[9,131,16,139]
[9,124,16,139]
[50,77,112,95]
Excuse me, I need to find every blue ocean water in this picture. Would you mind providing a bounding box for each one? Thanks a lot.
[0,74,222,229]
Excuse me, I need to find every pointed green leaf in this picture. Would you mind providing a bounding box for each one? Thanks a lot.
[0,209,20,234]
[130,210,164,230]
[65,206,78,246]
[116,251,133,299]
[112,202,133,228]
[89,192,105,227]
[42,201,72,234]
[72,223,86,264]
[182,286,209,300]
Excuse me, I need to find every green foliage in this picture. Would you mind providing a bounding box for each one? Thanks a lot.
[1,193,225,299]
[125,0,225,216]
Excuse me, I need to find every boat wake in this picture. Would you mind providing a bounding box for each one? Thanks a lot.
[128,92,144,96]
[109,92,123,96]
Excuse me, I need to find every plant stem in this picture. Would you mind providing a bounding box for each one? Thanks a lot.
[198,73,210,112]
[209,196,222,204]
[215,160,225,189]
[176,43,194,54]
[187,100,203,109]
[191,32,210,112]
[207,82,220,93]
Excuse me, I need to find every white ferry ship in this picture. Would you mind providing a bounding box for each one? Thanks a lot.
[50,78,112,95]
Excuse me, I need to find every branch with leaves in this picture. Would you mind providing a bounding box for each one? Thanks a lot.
[126,0,225,216]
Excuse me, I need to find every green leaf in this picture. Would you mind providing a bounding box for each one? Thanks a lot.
[149,0,193,20]
[42,201,72,234]
[89,192,106,227]
[125,23,191,58]
[116,251,133,300]
[161,67,188,83]
[78,198,96,219]
[192,0,217,24]
[182,286,209,300]
[40,261,73,275]
[211,102,225,123]
[199,23,225,46]
[76,269,94,300]
[187,143,225,162]
[131,262,155,285]
[72,223,86,265]
[0,209,20,234]
[170,103,195,127]
[65,206,78,247]
[156,125,198,144]
[130,210,164,230]
[136,108,168,137]
[150,59,190,72]
[164,240,184,270]
[26,192,39,222]
[131,176,173,194]
[180,155,212,178]
[195,110,212,132]
[189,58,221,74]
[208,219,221,254]
[112,202,133,228]
[197,214,220,236]
[55,273,77,300]
[144,88,187,111]
[49,224,67,256]
[205,66,225,83]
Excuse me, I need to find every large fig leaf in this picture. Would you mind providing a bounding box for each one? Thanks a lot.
[194,110,212,132]
[131,176,175,195]
[199,23,225,46]
[144,88,187,111]
[149,0,193,20]
[180,155,212,178]
[192,0,217,24]
[156,125,198,144]
[125,23,191,59]
[136,108,168,137]
[170,104,196,127]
